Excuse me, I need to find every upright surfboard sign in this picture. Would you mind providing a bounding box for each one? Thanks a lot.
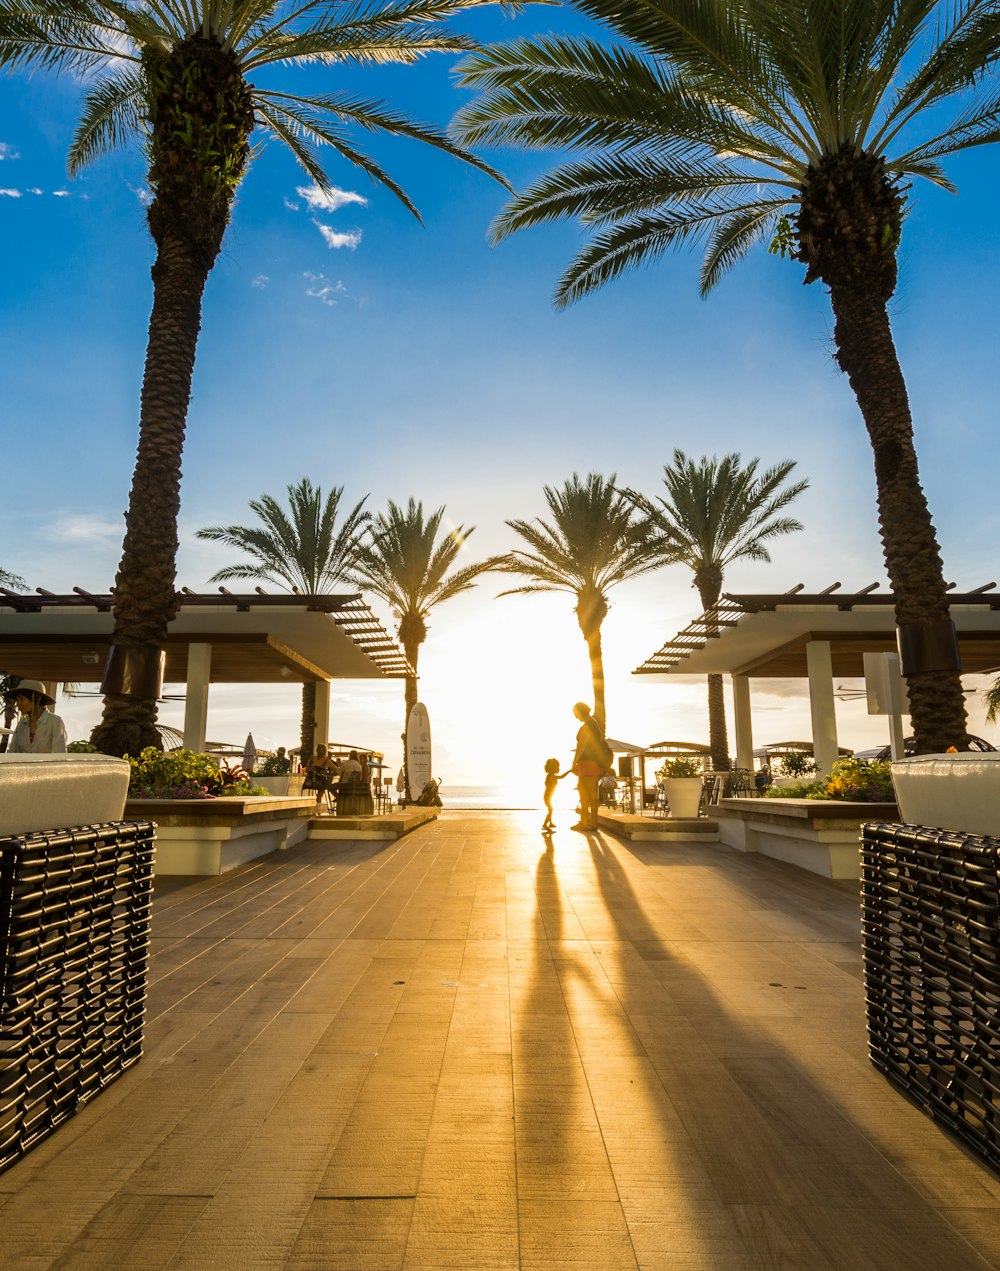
[405,702,432,800]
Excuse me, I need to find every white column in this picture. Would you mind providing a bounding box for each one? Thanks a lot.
[314,680,331,750]
[183,643,211,752]
[732,674,753,772]
[805,640,839,777]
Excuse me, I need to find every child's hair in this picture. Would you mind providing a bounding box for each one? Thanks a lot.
[544,757,561,774]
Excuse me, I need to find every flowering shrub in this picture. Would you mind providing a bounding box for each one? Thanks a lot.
[126,747,222,799]
[809,757,895,803]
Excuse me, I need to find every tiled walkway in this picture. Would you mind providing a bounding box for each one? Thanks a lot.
[2,812,1000,1270]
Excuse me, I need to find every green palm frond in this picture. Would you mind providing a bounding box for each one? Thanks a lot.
[454,0,1000,303]
[349,498,495,648]
[624,449,807,603]
[500,472,661,609]
[3,0,507,210]
[69,69,146,170]
[196,478,370,594]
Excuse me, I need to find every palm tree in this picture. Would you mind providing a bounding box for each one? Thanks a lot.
[349,498,494,794]
[196,478,370,758]
[0,568,25,589]
[453,0,1000,753]
[495,472,661,732]
[628,451,807,771]
[2,0,502,757]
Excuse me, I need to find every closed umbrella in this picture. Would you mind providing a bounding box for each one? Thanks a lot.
[242,732,258,775]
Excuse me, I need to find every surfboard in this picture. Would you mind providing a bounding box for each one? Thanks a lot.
[405,702,432,799]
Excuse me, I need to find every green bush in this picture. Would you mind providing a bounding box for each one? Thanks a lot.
[67,740,98,753]
[658,757,702,778]
[778,751,815,777]
[810,757,895,802]
[126,747,223,799]
[763,777,825,798]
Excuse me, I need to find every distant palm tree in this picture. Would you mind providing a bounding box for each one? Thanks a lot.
[350,499,495,794]
[627,451,808,771]
[453,0,1000,752]
[495,472,661,732]
[2,0,501,757]
[196,478,369,759]
[0,568,25,589]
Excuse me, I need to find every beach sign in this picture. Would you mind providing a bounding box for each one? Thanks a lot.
[406,702,432,799]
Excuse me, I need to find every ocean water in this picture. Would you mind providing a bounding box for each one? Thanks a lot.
[437,784,537,810]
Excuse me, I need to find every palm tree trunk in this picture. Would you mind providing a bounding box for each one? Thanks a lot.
[584,624,606,732]
[828,281,969,753]
[91,38,251,758]
[403,642,420,799]
[696,570,730,771]
[300,682,317,761]
[91,224,215,757]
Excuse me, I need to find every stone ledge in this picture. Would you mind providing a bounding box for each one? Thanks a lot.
[598,810,720,842]
[307,807,439,841]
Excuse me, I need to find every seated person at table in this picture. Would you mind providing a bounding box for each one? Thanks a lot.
[303,744,338,806]
[339,749,363,784]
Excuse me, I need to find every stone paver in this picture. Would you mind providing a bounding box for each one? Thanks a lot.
[1,811,999,1270]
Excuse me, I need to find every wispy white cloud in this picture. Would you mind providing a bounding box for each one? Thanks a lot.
[0,188,22,198]
[41,514,122,545]
[296,184,367,213]
[28,188,44,196]
[52,189,69,198]
[283,196,300,211]
[251,275,269,289]
[127,181,151,206]
[304,272,347,306]
[314,222,362,250]
[0,142,19,161]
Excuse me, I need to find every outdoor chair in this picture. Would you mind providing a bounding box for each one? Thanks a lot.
[727,768,756,798]
[652,784,669,818]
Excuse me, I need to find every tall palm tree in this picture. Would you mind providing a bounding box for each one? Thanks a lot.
[196,478,370,758]
[2,0,501,757]
[495,471,661,732]
[0,568,25,589]
[349,498,494,793]
[628,451,807,771]
[454,0,1000,753]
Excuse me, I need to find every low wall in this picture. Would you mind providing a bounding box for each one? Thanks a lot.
[715,797,899,879]
[125,795,315,875]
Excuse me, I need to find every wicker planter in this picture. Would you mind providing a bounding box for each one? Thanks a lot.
[1,820,155,1173]
[862,821,1000,1173]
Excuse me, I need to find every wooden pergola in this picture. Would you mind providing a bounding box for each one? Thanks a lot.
[0,588,411,751]
[634,582,1000,774]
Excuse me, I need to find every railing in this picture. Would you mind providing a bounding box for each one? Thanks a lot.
[0,821,155,1174]
[862,821,1000,1174]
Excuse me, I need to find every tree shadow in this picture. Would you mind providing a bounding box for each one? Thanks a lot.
[511,825,998,1268]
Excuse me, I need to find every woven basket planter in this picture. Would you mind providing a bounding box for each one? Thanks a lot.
[862,821,1000,1173]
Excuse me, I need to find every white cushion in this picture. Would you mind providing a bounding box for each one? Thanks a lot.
[0,753,131,837]
[891,753,1000,838]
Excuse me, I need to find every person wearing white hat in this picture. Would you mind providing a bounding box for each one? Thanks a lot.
[7,679,68,753]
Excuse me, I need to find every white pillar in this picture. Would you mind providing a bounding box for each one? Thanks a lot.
[732,674,753,772]
[314,680,331,749]
[805,640,839,777]
[183,643,211,752]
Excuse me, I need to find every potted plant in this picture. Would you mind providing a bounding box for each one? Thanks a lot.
[658,757,704,819]
[252,749,305,796]
[890,751,1000,836]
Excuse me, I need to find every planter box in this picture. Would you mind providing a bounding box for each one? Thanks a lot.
[716,797,898,879]
[891,753,1000,838]
[862,820,1000,1173]
[254,774,306,797]
[0,753,130,837]
[124,795,315,875]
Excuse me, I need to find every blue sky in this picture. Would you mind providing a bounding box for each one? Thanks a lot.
[3,5,1000,791]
